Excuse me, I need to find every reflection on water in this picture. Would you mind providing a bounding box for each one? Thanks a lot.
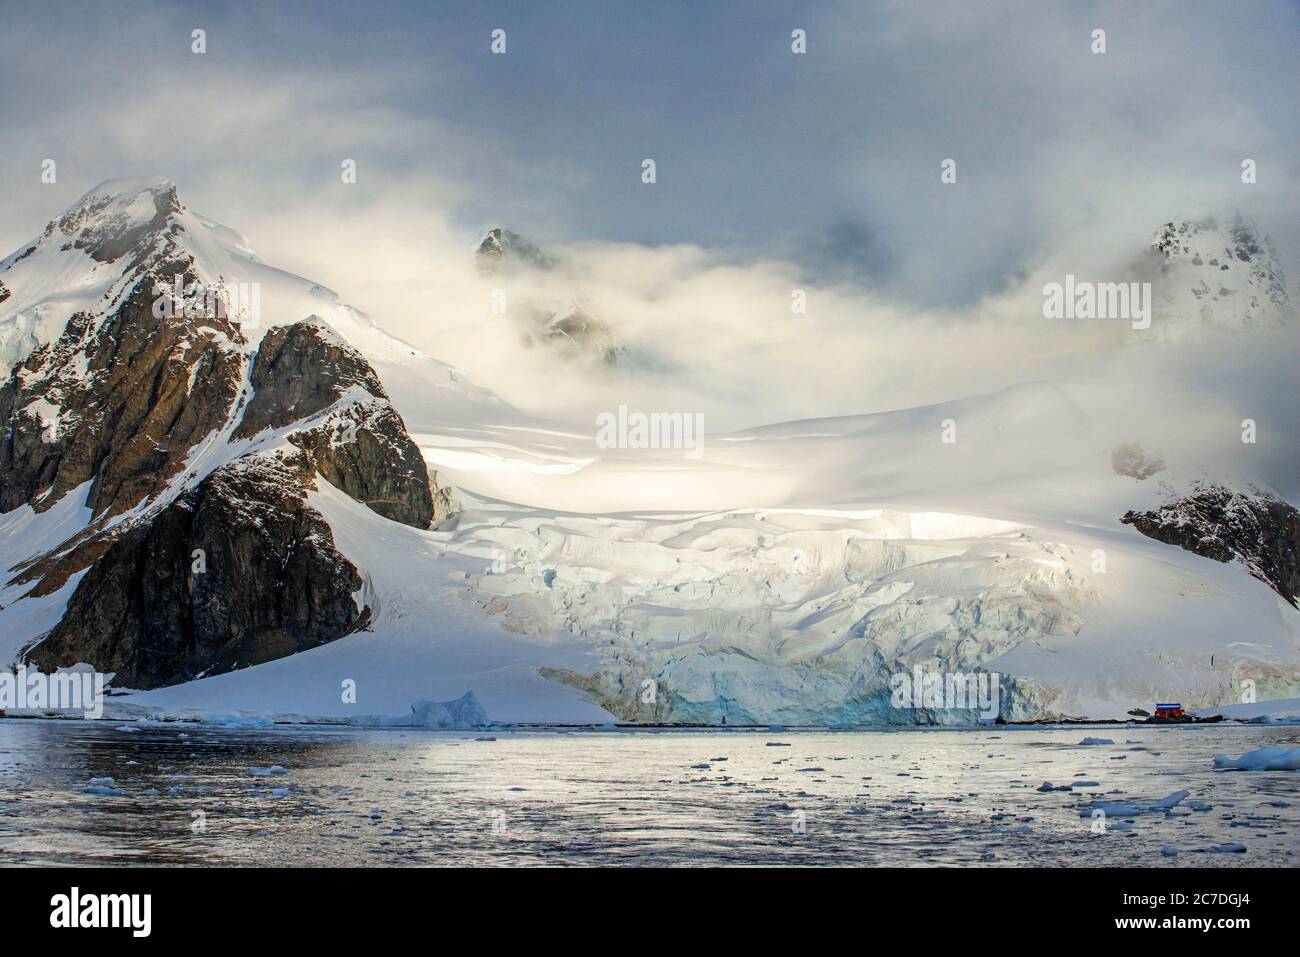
[0,719,1296,866]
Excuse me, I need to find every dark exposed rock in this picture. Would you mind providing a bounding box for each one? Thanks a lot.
[537,665,686,724]
[0,260,245,518]
[0,280,9,304]
[12,315,436,685]
[236,321,385,435]
[235,320,434,529]
[26,453,368,688]
[1122,484,1300,607]
[286,407,433,528]
[48,180,182,270]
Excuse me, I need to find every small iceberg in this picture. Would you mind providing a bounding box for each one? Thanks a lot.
[1203,843,1248,854]
[1212,746,1300,771]
[83,784,124,796]
[379,691,490,730]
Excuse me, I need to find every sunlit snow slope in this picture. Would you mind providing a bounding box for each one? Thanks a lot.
[129,381,1300,724]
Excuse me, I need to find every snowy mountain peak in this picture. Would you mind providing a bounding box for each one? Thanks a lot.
[36,176,181,265]
[1145,212,1294,340]
[472,227,623,363]
[1,178,511,419]
[475,226,556,276]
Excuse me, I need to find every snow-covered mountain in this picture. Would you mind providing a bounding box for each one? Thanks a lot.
[0,179,447,688]
[475,226,624,365]
[0,177,509,420]
[2,180,1297,725]
[1143,213,1295,341]
[475,227,557,276]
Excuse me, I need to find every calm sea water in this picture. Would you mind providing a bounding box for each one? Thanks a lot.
[0,719,1296,866]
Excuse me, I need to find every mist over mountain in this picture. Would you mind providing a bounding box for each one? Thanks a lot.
[1,178,1296,725]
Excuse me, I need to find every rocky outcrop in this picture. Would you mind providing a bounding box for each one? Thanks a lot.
[11,315,438,686]
[475,227,556,277]
[234,321,434,528]
[27,452,367,688]
[1122,484,1300,607]
[0,260,245,518]
[11,311,438,688]
[236,321,386,434]
[523,304,623,365]
[50,180,182,268]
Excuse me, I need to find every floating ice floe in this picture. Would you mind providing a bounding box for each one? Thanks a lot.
[249,765,289,777]
[1078,737,1114,746]
[1077,789,1189,818]
[83,784,124,796]
[1212,746,1300,771]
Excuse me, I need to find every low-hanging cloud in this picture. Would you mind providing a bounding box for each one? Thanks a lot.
[0,0,1295,497]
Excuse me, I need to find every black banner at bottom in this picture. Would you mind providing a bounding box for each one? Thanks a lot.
[0,866,1282,943]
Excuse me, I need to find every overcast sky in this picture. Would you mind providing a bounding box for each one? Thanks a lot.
[1,0,1297,479]
[2,0,1296,306]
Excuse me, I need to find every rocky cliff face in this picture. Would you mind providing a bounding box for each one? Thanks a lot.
[1122,484,1300,607]
[27,452,369,687]
[1,180,441,689]
[234,321,433,528]
[0,260,244,518]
